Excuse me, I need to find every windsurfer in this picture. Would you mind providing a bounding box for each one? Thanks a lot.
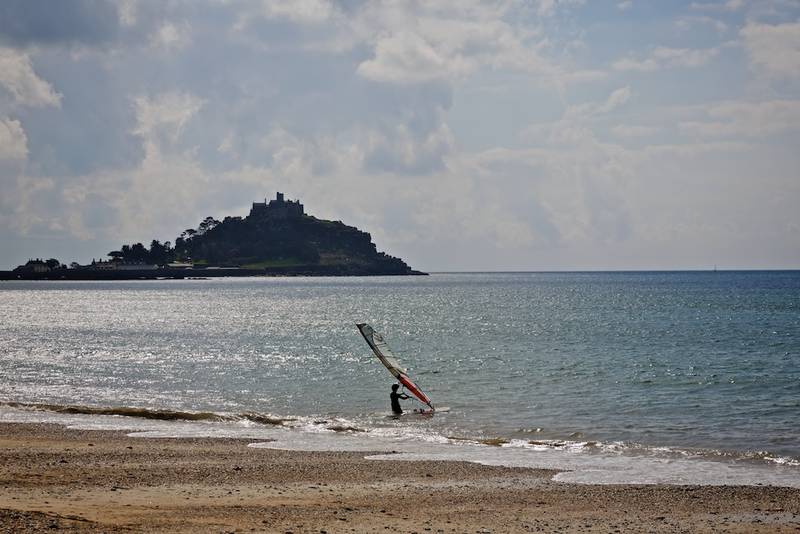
[390,383,410,414]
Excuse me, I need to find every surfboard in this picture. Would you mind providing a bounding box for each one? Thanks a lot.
[413,406,450,415]
[384,407,450,419]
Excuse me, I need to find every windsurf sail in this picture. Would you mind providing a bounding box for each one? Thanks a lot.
[356,323,434,410]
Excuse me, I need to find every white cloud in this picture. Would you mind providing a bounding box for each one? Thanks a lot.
[256,126,353,179]
[2,174,57,236]
[259,0,336,24]
[613,46,720,72]
[149,21,191,50]
[363,121,455,175]
[132,91,204,142]
[549,86,631,124]
[535,0,587,17]
[680,99,800,137]
[354,1,583,88]
[741,21,800,81]
[611,124,658,138]
[653,46,720,67]
[118,0,138,27]
[612,57,659,72]
[357,31,467,84]
[598,86,632,113]
[217,131,236,156]
[640,140,749,157]
[690,0,746,11]
[0,48,62,108]
[726,0,746,10]
[0,118,28,160]
[676,15,728,33]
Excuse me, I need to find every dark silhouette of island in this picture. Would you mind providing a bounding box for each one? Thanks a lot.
[3,193,426,280]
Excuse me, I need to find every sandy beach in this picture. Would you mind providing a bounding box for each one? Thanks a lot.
[0,423,797,533]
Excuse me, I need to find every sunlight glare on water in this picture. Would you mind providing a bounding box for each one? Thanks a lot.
[1,272,799,473]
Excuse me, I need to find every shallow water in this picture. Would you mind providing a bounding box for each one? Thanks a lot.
[1,272,798,485]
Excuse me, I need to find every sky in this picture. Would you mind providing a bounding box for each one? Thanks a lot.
[1,0,799,271]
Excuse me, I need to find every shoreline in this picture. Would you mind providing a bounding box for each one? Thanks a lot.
[0,267,428,281]
[4,401,799,483]
[1,423,799,532]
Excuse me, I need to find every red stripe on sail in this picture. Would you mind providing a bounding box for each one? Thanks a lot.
[398,374,432,408]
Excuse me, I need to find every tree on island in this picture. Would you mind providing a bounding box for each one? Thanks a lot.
[108,241,174,265]
[109,216,221,265]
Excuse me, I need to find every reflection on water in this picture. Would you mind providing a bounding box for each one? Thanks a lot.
[1,272,799,483]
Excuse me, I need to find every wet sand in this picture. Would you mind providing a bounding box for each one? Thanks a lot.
[1,423,798,533]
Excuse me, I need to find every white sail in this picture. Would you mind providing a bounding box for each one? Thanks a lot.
[356,323,433,409]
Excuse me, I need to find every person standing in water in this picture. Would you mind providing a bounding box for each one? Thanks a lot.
[390,383,409,414]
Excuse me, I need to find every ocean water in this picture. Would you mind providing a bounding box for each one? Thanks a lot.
[1,272,798,486]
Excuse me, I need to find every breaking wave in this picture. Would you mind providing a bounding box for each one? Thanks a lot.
[3,401,797,469]
[0,401,292,427]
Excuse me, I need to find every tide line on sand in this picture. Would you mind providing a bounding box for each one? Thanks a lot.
[1,422,799,533]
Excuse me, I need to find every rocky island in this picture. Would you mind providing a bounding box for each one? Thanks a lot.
[3,193,425,279]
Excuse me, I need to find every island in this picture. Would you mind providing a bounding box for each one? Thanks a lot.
[2,193,426,280]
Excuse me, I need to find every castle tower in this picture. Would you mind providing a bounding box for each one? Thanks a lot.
[249,192,304,219]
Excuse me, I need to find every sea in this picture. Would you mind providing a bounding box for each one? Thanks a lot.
[1,271,798,487]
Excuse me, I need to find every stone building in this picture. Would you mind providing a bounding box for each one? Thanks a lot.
[249,192,304,219]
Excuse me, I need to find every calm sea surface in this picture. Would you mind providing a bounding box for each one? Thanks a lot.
[1,272,798,485]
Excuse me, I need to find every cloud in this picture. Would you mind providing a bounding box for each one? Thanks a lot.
[690,0,746,11]
[30,90,213,243]
[468,141,634,248]
[0,117,27,160]
[255,126,354,179]
[523,87,630,144]
[535,0,587,17]
[546,86,631,125]
[363,121,455,175]
[132,91,205,143]
[358,31,469,84]
[598,86,632,113]
[680,99,800,138]
[149,21,191,51]
[612,46,720,72]
[258,0,337,25]
[117,0,138,27]
[741,21,800,81]
[611,124,658,138]
[652,46,721,67]
[353,2,580,87]
[613,46,720,72]
[0,47,61,107]
[676,15,729,33]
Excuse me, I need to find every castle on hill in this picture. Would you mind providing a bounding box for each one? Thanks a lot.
[249,192,304,219]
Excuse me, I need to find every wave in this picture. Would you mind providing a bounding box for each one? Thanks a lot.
[522,438,800,467]
[0,401,292,426]
[3,401,797,468]
[442,434,800,468]
[326,425,366,433]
